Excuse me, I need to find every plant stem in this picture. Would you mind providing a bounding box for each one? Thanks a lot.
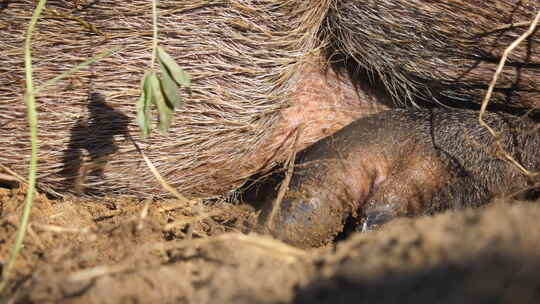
[35,47,120,94]
[150,0,159,67]
[0,0,47,295]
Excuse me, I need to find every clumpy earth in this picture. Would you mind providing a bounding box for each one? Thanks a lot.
[1,185,540,303]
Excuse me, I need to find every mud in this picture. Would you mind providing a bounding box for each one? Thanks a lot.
[1,188,540,303]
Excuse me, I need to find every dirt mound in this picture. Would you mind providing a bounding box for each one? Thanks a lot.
[2,189,539,303]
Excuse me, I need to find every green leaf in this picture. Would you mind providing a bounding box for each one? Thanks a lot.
[159,60,183,108]
[157,46,191,88]
[148,71,173,134]
[136,72,153,139]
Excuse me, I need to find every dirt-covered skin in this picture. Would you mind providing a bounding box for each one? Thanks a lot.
[259,109,540,248]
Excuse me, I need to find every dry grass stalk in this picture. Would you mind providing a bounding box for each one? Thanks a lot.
[267,125,303,231]
[479,9,540,178]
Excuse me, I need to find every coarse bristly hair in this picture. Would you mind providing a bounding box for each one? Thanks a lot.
[0,0,332,198]
[320,0,540,109]
[0,0,538,198]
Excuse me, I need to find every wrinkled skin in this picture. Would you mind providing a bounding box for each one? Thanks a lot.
[258,109,540,248]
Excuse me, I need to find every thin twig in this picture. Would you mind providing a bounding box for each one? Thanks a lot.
[32,223,92,234]
[150,233,308,258]
[150,0,158,68]
[164,210,222,231]
[489,21,532,32]
[479,10,540,178]
[137,199,151,230]
[67,264,131,282]
[34,47,120,94]
[130,138,194,204]
[267,124,304,230]
[0,164,27,185]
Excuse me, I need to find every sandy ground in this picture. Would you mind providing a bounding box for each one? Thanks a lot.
[1,185,540,303]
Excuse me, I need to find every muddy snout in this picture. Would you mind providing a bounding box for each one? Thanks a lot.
[259,196,349,248]
[255,109,539,248]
